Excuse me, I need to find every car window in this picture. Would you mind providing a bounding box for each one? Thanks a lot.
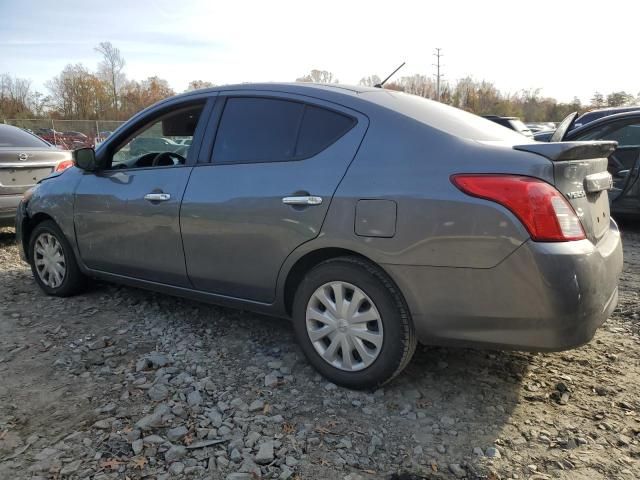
[0,126,50,148]
[213,97,304,164]
[111,104,204,169]
[579,122,640,147]
[295,105,355,157]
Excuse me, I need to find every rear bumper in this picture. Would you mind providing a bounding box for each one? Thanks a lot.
[384,220,623,351]
[0,195,22,227]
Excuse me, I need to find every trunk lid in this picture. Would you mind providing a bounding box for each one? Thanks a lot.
[0,148,71,196]
[514,141,617,243]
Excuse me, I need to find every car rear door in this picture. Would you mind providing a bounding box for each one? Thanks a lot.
[180,92,368,303]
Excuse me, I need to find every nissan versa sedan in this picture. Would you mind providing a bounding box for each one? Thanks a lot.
[16,83,623,389]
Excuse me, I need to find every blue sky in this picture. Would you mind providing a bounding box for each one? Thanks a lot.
[1,0,638,103]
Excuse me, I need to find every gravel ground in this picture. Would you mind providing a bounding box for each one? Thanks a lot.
[0,222,639,480]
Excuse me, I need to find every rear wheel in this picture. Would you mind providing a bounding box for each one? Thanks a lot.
[28,220,86,297]
[292,256,416,389]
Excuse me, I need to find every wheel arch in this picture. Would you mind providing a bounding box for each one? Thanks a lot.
[281,246,408,318]
[21,212,56,261]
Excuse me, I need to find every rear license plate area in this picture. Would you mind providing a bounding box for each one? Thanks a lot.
[0,167,53,187]
[588,191,610,239]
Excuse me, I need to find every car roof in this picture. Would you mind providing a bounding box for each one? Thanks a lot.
[112,81,529,147]
[567,110,640,138]
[583,105,640,114]
[194,82,381,95]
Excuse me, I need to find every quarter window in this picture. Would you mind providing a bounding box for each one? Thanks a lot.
[212,97,355,164]
[295,105,355,157]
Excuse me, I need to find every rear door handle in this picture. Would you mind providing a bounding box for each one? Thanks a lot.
[282,195,323,206]
[144,193,171,202]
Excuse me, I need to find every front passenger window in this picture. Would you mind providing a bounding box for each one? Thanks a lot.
[111,104,204,169]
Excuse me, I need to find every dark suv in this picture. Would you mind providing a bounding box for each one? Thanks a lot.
[573,106,640,129]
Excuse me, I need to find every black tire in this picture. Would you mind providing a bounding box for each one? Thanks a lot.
[292,256,416,390]
[28,220,86,297]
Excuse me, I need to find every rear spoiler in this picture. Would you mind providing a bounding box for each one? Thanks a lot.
[513,141,617,161]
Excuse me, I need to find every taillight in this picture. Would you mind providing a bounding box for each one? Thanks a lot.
[451,174,585,242]
[55,159,74,172]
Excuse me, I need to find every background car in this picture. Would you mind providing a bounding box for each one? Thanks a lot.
[16,83,622,389]
[129,136,185,157]
[483,115,533,137]
[61,131,91,147]
[541,111,640,218]
[525,122,554,133]
[573,106,640,129]
[0,124,73,226]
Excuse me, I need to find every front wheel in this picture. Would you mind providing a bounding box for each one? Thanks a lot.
[292,257,416,390]
[28,220,86,297]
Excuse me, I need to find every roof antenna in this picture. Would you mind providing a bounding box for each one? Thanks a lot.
[374,62,406,88]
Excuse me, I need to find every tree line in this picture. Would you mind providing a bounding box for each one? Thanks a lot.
[1,46,638,122]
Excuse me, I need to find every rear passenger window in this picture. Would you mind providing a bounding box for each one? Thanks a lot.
[213,98,303,164]
[212,97,356,164]
[295,105,355,157]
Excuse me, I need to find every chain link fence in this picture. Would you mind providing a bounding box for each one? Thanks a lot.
[2,118,126,149]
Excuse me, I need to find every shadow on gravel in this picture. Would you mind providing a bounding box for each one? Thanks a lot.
[0,227,16,248]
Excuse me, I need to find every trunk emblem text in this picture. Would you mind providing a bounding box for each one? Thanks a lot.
[566,190,586,199]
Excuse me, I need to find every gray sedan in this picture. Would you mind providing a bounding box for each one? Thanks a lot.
[15,83,623,389]
[0,124,72,226]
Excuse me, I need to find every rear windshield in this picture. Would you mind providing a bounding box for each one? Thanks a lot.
[363,91,529,142]
[0,126,50,148]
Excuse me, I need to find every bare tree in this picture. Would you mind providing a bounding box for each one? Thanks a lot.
[0,74,34,117]
[186,80,215,91]
[46,64,110,119]
[296,70,338,83]
[358,75,381,87]
[95,42,126,111]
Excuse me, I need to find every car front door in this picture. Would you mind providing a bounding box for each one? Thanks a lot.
[180,92,368,302]
[569,117,640,212]
[74,96,215,286]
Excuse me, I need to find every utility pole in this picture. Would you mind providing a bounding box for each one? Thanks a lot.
[433,48,443,101]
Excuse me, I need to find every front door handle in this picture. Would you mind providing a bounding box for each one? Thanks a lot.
[144,193,171,202]
[282,195,323,206]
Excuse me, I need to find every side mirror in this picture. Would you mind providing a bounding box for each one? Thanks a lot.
[73,148,98,171]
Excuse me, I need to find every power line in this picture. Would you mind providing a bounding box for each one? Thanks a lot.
[433,48,443,101]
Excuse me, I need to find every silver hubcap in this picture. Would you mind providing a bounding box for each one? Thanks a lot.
[306,281,383,372]
[34,233,66,288]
